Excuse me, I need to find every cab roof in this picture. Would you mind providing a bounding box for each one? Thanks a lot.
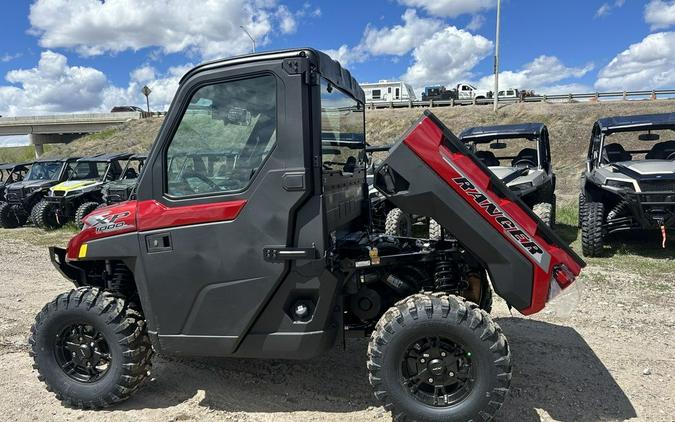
[180,48,365,103]
[77,152,133,162]
[596,112,675,134]
[35,156,80,163]
[458,123,546,143]
[0,162,31,171]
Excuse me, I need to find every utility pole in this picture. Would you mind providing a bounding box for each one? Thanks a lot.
[240,25,256,53]
[493,0,501,112]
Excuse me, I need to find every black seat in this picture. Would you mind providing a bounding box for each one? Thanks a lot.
[343,156,357,173]
[475,151,500,166]
[511,148,538,168]
[123,168,138,179]
[602,143,631,163]
[646,140,675,160]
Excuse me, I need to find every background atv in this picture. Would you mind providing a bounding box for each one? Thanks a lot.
[580,113,675,256]
[0,162,31,202]
[459,123,557,226]
[0,158,76,229]
[30,49,584,422]
[34,153,130,229]
[100,154,146,207]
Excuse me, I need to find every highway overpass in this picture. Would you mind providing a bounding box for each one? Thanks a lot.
[0,112,141,156]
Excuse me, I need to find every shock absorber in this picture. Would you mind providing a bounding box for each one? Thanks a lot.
[607,200,629,221]
[434,255,457,291]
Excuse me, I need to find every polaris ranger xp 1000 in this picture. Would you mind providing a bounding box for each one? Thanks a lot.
[580,113,675,256]
[31,49,584,421]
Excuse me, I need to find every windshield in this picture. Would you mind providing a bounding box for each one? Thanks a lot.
[25,162,63,181]
[64,161,109,181]
[600,129,675,164]
[320,79,365,173]
[471,137,540,168]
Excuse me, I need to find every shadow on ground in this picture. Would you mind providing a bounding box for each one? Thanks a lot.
[111,319,635,421]
[605,230,673,259]
[554,222,579,245]
[496,318,636,421]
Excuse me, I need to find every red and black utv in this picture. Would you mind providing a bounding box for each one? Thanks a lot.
[31,49,584,421]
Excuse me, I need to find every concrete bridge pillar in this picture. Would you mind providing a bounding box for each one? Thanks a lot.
[30,133,83,158]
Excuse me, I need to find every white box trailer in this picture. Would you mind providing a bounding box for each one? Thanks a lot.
[362,80,416,102]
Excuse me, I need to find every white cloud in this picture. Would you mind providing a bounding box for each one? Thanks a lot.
[475,55,594,94]
[466,15,485,31]
[398,0,495,18]
[595,0,625,17]
[402,26,493,90]
[361,9,442,56]
[0,50,189,116]
[276,5,297,34]
[0,50,107,116]
[323,9,443,67]
[595,31,675,91]
[644,0,675,30]
[106,64,191,112]
[322,45,365,68]
[1,53,22,63]
[28,0,286,60]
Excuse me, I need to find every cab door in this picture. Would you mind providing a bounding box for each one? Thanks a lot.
[135,63,313,355]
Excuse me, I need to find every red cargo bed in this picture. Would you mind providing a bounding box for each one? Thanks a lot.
[374,111,585,315]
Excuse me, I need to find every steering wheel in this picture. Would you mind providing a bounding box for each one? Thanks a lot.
[180,171,221,192]
[666,151,675,160]
[513,158,537,168]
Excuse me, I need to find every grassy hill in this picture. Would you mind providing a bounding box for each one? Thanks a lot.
[6,99,674,201]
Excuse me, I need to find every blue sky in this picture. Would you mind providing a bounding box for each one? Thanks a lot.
[0,0,674,129]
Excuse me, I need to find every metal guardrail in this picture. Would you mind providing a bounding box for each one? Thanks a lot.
[367,89,675,109]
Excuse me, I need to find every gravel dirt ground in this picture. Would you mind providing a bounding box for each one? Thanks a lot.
[0,227,673,422]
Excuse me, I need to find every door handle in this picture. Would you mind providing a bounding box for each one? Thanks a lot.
[146,233,172,253]
[263,246,317,261]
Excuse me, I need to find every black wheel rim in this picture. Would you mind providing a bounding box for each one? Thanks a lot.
[400,336,475,407]
[54,323,112,383]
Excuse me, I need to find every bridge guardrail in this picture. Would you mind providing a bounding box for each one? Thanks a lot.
[367,89,675,109]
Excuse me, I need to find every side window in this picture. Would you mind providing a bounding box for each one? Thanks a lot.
[372,89,381,99]
[320,79,365,174]
[165,75,277,197]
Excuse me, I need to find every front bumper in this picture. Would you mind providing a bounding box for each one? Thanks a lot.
[49,247,85,285]
[606,190,675,233]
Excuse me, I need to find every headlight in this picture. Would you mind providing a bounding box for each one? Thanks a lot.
[605,179,635,191]
[67,189,83,196]
[28,186,43,193]
[510,181,533,190]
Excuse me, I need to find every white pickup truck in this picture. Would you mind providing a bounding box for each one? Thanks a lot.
[455,83,492,100]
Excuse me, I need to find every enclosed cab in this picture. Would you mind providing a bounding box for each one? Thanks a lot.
[35,153,131,229]
[581,113,675,256]
[0,157,77,228]
[31,49,583,421]
[459,123,556,225]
